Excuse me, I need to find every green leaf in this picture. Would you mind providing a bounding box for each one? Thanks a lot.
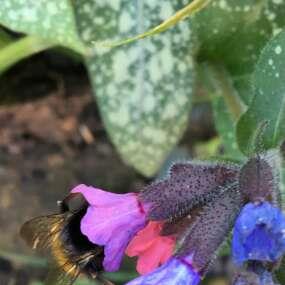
[212,97,244,160]
[74,278,98,285]
[74,1,195,176]
[101,0,211,47]
[237,29,285,155]
[193,0,285,104]
[280,164,285,211]
[276,256,285,284]
[0,27,12,48]
[0,36,54,74]
[0,0,85,53]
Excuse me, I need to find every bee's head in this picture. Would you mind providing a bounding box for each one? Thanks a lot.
[59,192,105,275]
[60,192,88,214]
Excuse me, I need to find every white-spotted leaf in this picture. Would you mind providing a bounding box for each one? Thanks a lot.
[193,0,285,104]
[0,0,85,53]
[237,29,285,155]
[74,0,194,176]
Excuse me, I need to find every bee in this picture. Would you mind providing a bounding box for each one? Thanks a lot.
[20,193,114,285]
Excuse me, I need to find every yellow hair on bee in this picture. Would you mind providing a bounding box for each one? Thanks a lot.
[50,227,79,278]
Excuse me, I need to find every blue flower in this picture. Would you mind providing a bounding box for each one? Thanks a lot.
[125,257,200,285]
[234,270,276,285]
[233,263,277,285]
[232,202,285,265]
[256,270,276,285]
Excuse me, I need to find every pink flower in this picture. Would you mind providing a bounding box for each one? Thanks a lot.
[71,184,150,272]
[126,221,175,275]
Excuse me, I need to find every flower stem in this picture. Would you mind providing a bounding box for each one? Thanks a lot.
[206,63,245,120]
[0,36,54,74]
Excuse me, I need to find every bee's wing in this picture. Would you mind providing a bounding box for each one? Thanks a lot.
[21,213,82,285]
[20,214,66,250]
[45,260,80,285]
[45,271,113,285]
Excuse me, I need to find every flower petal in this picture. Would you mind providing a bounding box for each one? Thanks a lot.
[232,202,285,265]
[126,221,175,274]
[71,184,137,206]
[72,184,149,272]
[103,228,132,271]
[135,238,174,275]
[126,222,163,256]
[126,258,200,285]
[233,262,277,285]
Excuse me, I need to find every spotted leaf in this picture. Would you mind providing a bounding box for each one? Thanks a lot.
[237,29,285,155]
[73,0,195,176]
[192,0,285,104]
[0,0,85,53]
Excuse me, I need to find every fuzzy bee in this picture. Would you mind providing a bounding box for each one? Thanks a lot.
[20,193,113,285]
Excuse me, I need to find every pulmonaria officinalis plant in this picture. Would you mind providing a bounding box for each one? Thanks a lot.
[1,0,285,283]
[20,151,285,284]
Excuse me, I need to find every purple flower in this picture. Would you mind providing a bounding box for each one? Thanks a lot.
[72,184,150,272]
[232,202,285,265]
[125,257,200,285]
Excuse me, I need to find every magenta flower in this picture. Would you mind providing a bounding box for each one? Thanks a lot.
[71,184,150,272]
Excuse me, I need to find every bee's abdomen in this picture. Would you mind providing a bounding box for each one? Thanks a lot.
[52,207,104,277]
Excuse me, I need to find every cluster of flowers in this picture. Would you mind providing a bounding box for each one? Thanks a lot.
[68,153,285,284]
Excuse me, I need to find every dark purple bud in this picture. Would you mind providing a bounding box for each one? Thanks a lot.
[239,156,274,202]
[140,162,239,220]
[161,214,194,237]
[175,183,242,274]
